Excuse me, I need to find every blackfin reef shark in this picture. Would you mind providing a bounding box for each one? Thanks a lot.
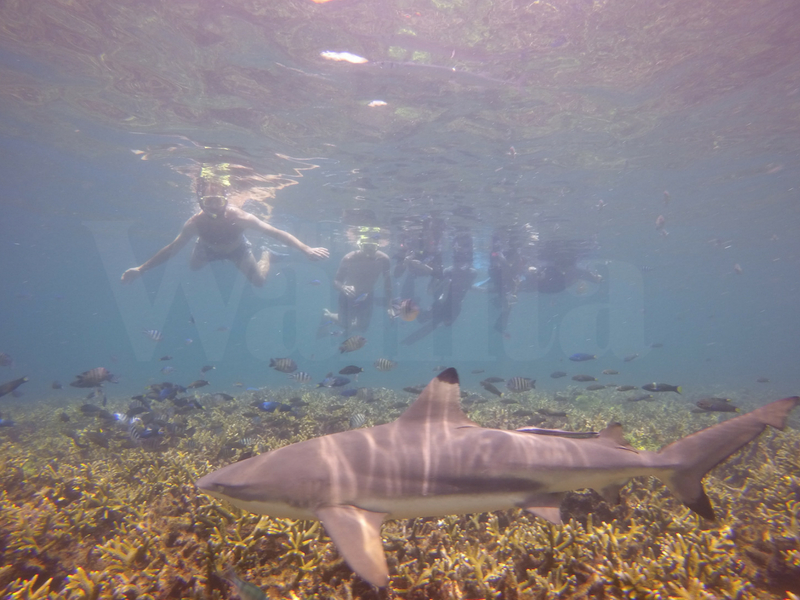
[197,368,799,587]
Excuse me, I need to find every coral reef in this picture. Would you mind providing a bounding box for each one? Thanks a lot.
[0,385,798,599]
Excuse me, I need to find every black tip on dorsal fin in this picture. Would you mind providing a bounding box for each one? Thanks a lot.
[437,367,459,385]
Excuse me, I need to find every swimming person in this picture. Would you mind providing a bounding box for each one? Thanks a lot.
[121,179,328,287]
[402,231,476,345]
[324,228,392,334]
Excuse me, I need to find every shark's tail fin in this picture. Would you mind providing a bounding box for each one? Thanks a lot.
[658,396,798,520]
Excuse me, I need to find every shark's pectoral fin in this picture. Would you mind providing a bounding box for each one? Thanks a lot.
[316,505,389,587]
[521,493,565,524]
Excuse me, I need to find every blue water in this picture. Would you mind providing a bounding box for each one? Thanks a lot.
[0,0,799,405]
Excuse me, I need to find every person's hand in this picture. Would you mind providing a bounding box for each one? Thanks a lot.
[387,307,396,319]
[306,247,329,260]
[121,267,142,284]
[341,285,356,298]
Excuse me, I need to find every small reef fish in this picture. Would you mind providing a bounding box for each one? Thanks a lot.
[0,413,15,427]
[319,373,351,388]
[51,381,63,390]
[694,397,739,413]
[482,377,505,383]
[602,369,619,375]
[339,366,364,376]
[0,353,13,367]
[374,358,397,372]
[537,408,567,417]
[585,384,606,391]
[258,401,293,413]
[187,380,209,389]
[270,358,298,373]
[201,365,216,373]
[161,366,175,374]
[550,371,567,379]
[290,372,312,384]
[572,375,596,382]
[569,353,596,362]
[480,381,503,397]
[142,328,163,342]
[160,355,172,361]
[349,413,367,429]
[393,298,420,322]
[403,386,425,395]
[626,394,655,402]
[616,385,637,391]
[623,354,639,362]
[340,336,367,353]
[506,377,535,392]
[70,367,117,388]
[642,383,682,394]
[756,377,770,383]
[222,568,267,600]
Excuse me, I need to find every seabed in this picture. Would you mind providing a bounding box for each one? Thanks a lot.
[1,385,798,599]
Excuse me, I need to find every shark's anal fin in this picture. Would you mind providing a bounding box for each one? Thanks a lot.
[316,505,389,587]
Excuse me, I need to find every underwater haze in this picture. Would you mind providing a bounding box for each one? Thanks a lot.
[1,0,799,598]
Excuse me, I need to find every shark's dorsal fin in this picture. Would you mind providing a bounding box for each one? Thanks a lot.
[397,368,477,427]
[316,505,389,587]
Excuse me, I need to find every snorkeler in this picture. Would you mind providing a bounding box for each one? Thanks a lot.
[402,231,476,345]
[519,239,602,294]
[120,175,328,287]
[324,228,392,334]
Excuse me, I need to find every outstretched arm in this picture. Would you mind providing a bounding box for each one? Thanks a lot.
[121,219,197,284]
[244,213,329,260]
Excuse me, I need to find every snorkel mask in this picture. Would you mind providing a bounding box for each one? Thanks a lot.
[200,195,228,218]
[198,163,232,218]
[356,226,382,254]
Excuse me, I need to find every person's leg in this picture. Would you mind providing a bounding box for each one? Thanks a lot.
[233,250,265,287]
[354,293,374,331]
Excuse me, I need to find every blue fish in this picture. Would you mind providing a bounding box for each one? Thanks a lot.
[353,293,370,304]
[258,401,293,413]
[0,418,15,427]
[569,353,597,362]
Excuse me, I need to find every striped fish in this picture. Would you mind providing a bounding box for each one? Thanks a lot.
[70,367,116,388]
[374,358,397,372]
[270,358,297,373]
[142,328,163,342]
[289,371,312,384]
[339,335,367,353]
[506,377,535,392]
[349,413,367,429]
